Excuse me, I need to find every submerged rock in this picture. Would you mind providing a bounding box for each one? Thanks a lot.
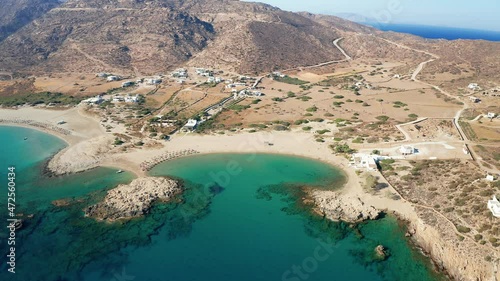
[84,177,182,221]
[209,183,225,195]
[374,245,389,261]
[52,199,71,207]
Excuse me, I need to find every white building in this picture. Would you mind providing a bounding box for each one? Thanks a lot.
[272,71,286,78]
[107,76,120,82]
[145,78,162,85]
[234,90,263,99]
[122,81,134,87]
[207,76,216,83]
[226,82,246,89]
[393,74,401,79]
[487,112,497,119]
[83,95,104,104]
[171,68,188,78]
[486,174,496,182]
[350,154,378,171]
[112,96,125,103]
[195,68,206,75]
[125,95,139,103]
[488,196,500,218]
[195,68,212,77]
[183,119,198,131]
[468,83,480,91]
[400,145,415,156]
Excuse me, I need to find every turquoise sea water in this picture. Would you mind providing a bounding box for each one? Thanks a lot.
[0,126,448,281]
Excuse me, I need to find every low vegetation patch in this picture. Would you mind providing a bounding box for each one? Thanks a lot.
[0,92,85,107]
[274,75,309,85]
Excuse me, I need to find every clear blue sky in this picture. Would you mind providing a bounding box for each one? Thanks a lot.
[245,0,500,31]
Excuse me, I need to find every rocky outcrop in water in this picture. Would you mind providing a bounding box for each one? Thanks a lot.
[312,191,381,223]
[374,245,389,261]
[85,177,181,221]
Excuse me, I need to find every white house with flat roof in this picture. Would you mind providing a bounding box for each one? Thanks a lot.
[82,95,104,104]
[107,75,120,82]
[488,196,500,218]
[183,119,198,131]
[350,153,378,171]
[145,78,162,85]
[468,83,480,91]
[125,94,139,103]
[122,81,134,87]
[112,96,124,102]
[400,145,415,156]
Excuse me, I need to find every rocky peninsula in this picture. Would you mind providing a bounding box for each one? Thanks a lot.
[85,177,182,221]
[311,190,381,223]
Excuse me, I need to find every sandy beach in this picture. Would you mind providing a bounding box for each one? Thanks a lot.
[0,105,417,221]
[1,106,498,280]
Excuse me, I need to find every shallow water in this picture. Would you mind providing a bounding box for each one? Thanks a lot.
[0,127,447,281]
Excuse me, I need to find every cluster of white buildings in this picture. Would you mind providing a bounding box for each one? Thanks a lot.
[171,68,188,79]
[207,76,223,84]
[226,82,246,89]
[195,68,213,77]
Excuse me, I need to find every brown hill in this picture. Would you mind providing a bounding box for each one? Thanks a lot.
[0,0,497,79]
[0,0,352,74]
[0,0,60,42]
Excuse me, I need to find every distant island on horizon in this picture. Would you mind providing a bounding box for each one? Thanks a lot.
[364,22,500,41]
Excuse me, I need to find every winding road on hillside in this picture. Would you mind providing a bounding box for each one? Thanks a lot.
[283,38,352,72]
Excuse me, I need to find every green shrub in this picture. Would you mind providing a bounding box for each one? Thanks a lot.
[306,106,318,112]
[457,225,471,233]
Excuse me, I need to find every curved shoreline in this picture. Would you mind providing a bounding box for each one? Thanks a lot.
[1,114,498,280]
[0,122,71,145]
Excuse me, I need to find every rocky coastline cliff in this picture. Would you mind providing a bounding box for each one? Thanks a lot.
[311,190,381,223]
[85,177,182,221]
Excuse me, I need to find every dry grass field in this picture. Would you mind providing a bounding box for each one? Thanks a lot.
[382,159,500,249]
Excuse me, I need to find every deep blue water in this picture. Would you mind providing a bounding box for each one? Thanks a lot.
[366,23,500,41]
